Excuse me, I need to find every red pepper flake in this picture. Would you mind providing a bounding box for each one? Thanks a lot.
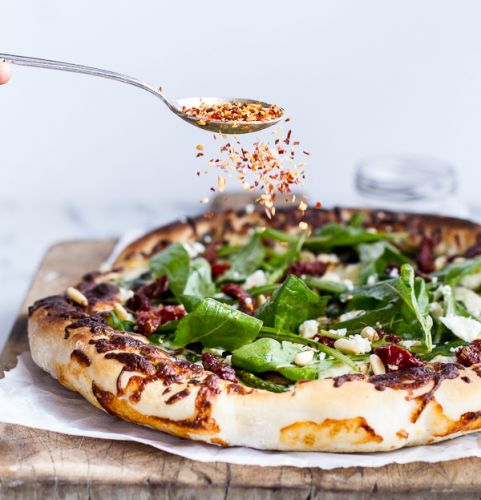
[303,151,311,156]
[315,201,322,209]
[196,152,204,158]
[183,101,282,123]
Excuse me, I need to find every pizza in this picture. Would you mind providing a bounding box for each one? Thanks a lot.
[28,207,481,452]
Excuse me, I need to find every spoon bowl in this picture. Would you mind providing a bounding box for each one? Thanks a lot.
[176,97,284,134]
[1,53,284,135]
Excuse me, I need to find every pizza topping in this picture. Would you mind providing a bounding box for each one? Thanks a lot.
[126,276,170,312]
[81,212,481,393]
[66,287,89,307]
[221,283,255,314]
[287,261,328,278]
[211,262,231,278]
[373,345,424,372]
[136,305,186,335]
[455,340,481,366]
[416,235,435,274]
[201,352,238,383]
[183,101,283,123]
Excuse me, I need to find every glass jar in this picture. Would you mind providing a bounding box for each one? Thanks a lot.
[354,156,467,217]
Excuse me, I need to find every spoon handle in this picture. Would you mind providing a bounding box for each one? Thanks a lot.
[0,53,176,110]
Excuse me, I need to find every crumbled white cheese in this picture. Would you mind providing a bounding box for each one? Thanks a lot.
[224,355,232,366]
[366,227,378,234]
[245,204,255,214]
[118,287,134,303]
[441,315,481,342]
[330,328,347,337]
[316,253,340,265]
[298,319,319,339]
[244,270,267,289]
[367,274,378,286]
[429,302,443,320]
[369,353,386,375]
[294,350,314,367]
[389,267,400,278]
[400,340,421,349]
[343,279,354,291]
[338,310,364,322]
[360,326,379,341]
[244,297,253,308]
[455,287,481,319]
[334,335,371,355]
[203,235,212,244]
[388,364,399,371]
[318,352,326,361]
[431,276,438,284]
[183,242,206,258]
[461,271,481,290]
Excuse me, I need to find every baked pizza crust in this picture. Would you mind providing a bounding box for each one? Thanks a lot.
[28,207,481,452]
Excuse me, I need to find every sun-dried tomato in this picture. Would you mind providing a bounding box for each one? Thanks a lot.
[416,235,435,274]
[373,345,425,372]
[221,283,254,315]
[287,261,327,277]
[201,352,238,383]
[136,305,185,335]
[127,276,169,311]
[464,241,481,259]
[212,262,231,278]
[378,331,401,344]
[202,242,220,264]
[456,340,481,367]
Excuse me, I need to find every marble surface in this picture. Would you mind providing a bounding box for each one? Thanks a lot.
[3,198,481,353]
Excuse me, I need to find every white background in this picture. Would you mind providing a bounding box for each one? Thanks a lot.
[2,0,481,345]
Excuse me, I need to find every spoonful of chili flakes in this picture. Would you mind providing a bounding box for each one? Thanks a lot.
[1,53,284,134]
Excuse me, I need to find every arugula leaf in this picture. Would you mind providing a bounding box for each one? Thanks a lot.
[348,212,365,228]
[221,233,265,282]
[232,338,333,381]
[267,231,307,284]
[257,328,358,369]
[150,243,190,298]
[433,255,481,286]
[358,241,410,285]
[108,310,135,332]
[304,223,406,251]
[387,264,433,350]
[256,275,328,331]
[183,258,215,297]
[330,303,399,333]
[235,370,291,392]
[422,339,465,360]
[303,276,347,295]
[341,279,399,308]
[173,298,262,350]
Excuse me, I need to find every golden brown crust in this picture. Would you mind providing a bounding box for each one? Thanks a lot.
[27,207,481,452]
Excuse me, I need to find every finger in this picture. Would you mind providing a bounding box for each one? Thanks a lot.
[0,61,12,85]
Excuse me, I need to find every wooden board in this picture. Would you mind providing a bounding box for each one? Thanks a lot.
[2,240,481,499]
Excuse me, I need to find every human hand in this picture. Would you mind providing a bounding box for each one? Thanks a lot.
[0,61,12,85]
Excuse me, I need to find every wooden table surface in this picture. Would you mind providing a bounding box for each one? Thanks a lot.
[2,239,481,499]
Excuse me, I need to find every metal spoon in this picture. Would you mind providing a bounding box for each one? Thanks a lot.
[0,53,284,134]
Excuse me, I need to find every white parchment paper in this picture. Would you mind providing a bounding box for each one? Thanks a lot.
[1,352,481,469]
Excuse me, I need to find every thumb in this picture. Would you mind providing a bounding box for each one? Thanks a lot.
[0,61,12,85]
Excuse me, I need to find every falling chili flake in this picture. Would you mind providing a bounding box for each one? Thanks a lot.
[195,117,309,217]
[316,201,322,209]
[196,145,204,151]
